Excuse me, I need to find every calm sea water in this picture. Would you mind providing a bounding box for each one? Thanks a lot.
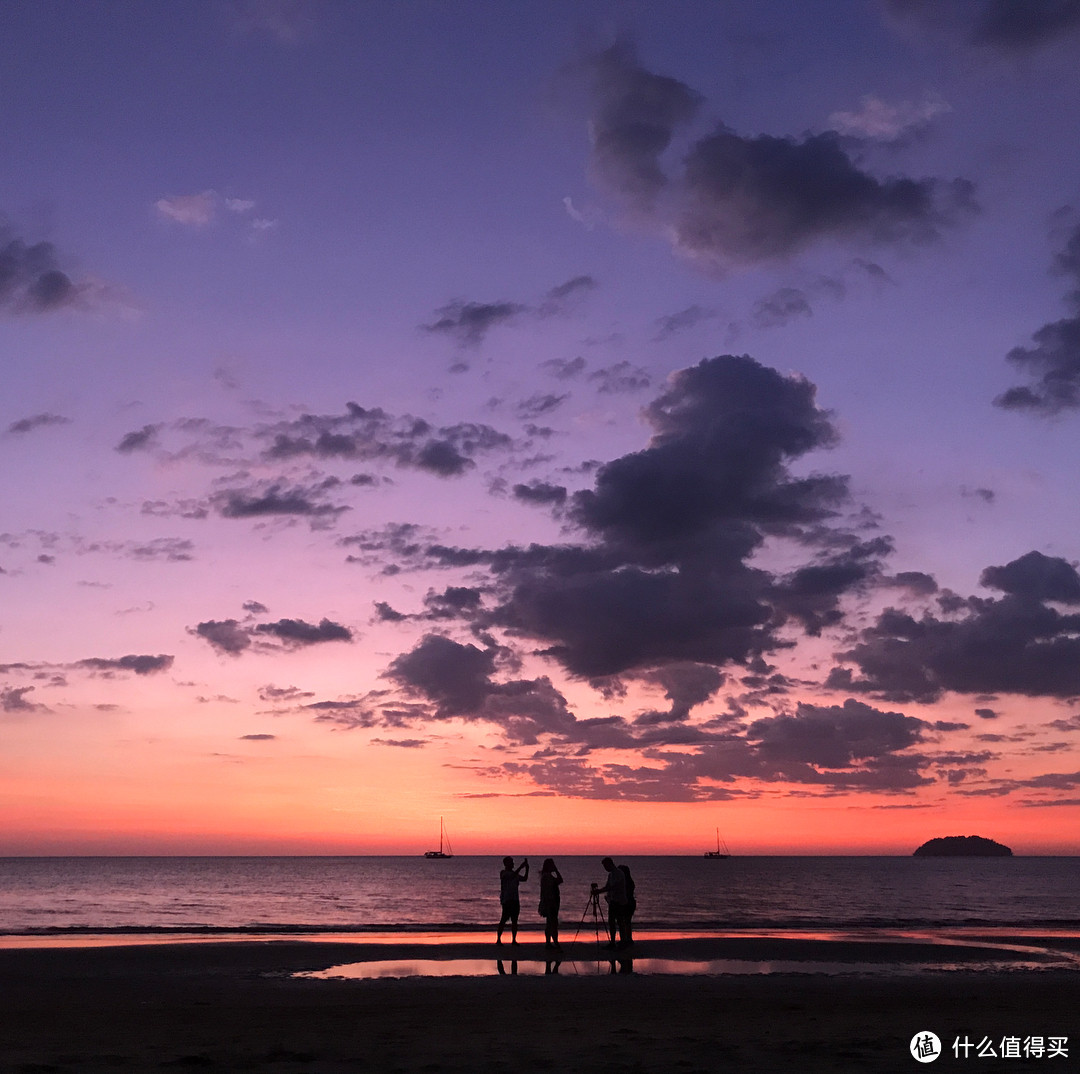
[1,856,1077,934]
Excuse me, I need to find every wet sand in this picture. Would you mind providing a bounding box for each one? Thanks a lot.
[1,935,1077,1072]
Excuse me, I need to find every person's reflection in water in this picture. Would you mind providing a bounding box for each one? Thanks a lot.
[496,959,518,975]
[607,958,633,974]
[545,959,562,975]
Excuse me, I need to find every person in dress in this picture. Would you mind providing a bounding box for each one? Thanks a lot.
[538,858,563,949]
[496,856,529,944]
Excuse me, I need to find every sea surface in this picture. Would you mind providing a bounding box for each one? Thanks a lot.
[1,856,1078,935]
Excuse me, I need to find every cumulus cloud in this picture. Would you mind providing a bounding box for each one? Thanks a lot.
[420,355,862,679]
[830,550,1080,702]
[995,223,1080,415]
[578,41,976,271]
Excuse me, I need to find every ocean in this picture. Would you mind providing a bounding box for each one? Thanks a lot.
[3,856,1078,936]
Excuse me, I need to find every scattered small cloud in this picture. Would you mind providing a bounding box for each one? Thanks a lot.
[828,92,951,144]
[7,413,69,435]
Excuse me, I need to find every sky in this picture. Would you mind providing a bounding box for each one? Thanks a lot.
[3,0,1080,856]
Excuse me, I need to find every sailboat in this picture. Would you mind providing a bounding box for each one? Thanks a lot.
[424,817,453,858]
[704,828,730,859]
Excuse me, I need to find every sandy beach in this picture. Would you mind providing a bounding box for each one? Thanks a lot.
[1,934,1077,1073]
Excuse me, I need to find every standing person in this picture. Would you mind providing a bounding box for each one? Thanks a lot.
[592,856,631,948]
[538,858,563,949]
[496,856,528,944]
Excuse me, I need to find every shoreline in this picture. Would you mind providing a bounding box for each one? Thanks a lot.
[1,937,1076,1073]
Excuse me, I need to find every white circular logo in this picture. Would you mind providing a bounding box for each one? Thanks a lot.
[910,1032,942,1063]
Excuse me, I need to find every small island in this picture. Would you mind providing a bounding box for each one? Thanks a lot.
[913,835,1013,857]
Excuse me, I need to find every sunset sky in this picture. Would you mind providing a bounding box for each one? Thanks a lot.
[3,0,1080,856]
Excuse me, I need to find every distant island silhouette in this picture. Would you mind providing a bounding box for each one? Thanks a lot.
[913,835,1013,857]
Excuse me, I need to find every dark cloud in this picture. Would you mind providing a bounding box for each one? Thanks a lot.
[116,425,161,453]
[512,481,568,507]
[588,361,652,394]
[240,733,277,741]
[884,0,1080,53]
[653,305,717,341]
[258,684,315,702]
[422,300,527,346]
[253,618,352,646]
[831,550,1080,702]
[541,356,587,380]
[212,480,347,520]
[7,413,69,435]
[374,601,408,622]
[677,127,974,266]
[384,634,578,746]
[424,276,597,347]
[464,355,853,678]
[995,224,1080,415]
[194,619,252,655]
[980,549,1080,603]
[540,274,598,313]
[890,571,939,595]
[194,614,351,654]
[747,699,925,768]
[634,663,725,724]
[76,654,174,676]
[515,393,569,420]
[752,287,813,329]
[581,42,975,270]
[387,634,498,717]
[771,538,893,636]
[261,404,511,476]
[0,226,85,314]
[421,587,484,620]
[1,685,46,712]
[124,538,195,562]
[581,38,702,208]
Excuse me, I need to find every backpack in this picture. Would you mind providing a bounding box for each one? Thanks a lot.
[619,864,635,898]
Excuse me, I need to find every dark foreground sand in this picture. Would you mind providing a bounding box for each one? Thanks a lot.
[1,935,1077,1073]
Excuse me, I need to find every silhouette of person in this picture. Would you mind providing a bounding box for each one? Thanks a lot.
[592,856,631,948]
[538,858,563,949]
[496,856,528,944]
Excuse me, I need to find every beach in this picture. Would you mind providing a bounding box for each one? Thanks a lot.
[2,935,1077,1073]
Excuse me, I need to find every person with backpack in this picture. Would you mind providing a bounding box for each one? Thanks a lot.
[592,856,634,948]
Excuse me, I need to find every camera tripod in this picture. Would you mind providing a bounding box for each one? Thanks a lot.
[572,887,614,947]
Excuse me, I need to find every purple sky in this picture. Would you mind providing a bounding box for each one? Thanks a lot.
[3,0,1080,854]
